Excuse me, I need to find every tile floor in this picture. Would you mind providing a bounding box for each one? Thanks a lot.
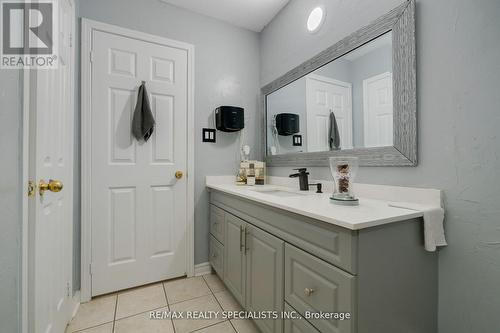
[66,274,260,333]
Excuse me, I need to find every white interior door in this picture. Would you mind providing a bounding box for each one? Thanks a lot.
[306,74,353,152]
[90,28,189,296]
[363,72,393,147]
[28,1,75,332]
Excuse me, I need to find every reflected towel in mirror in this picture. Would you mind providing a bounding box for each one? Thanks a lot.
[329,111,340,150]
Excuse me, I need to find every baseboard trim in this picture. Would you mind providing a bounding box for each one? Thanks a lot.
[70,290,81,319]
[194,262,212,276]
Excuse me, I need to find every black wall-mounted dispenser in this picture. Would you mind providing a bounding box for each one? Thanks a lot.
[275,113,300,136]
[215,106,244,132]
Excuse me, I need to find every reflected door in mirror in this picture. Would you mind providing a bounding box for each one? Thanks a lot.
[363,72,393,147]
[306,74,353,152]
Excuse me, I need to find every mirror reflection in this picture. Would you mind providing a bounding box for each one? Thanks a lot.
[267,31,393,155]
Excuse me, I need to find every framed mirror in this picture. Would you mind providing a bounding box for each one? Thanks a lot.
[261,0,416,167]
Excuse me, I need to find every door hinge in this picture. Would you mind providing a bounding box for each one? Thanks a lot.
[90,51,95,62]
[89,262,93,275]
[66,282,70,297]
[27,180,35,197]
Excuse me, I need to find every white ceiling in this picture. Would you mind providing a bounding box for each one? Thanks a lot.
[159,0,290,32]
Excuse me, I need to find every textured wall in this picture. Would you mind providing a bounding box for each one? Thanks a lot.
[260,0,500,332]
[78,0,261,267]
[0,70,22,332]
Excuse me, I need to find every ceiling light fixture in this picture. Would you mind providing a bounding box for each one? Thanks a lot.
[307,6,325,33]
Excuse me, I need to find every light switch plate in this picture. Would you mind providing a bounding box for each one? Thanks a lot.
[202,128,216,143]
[293,135,302,146]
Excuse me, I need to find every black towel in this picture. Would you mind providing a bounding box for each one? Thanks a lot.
[132,82,155,142]
[329,111,341,150]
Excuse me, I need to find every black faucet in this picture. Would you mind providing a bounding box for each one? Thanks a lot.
[289,168,310,191]
[289,168,323,193]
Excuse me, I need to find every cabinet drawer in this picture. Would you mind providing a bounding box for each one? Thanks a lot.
[284,303,320,333]
[209,235,224,277]
[285,244,355,333]
[210,204,225,243]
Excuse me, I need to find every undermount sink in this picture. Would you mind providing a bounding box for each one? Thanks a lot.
[249,187,306,197]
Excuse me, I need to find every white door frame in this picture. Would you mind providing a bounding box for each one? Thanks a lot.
[80,18,195,302]
[21,1,77,331]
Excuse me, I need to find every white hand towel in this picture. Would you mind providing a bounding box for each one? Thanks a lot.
[388,202,447,252]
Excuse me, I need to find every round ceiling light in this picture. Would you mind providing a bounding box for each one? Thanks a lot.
[307,6,325,33]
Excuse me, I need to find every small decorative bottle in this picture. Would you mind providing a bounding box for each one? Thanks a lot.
[246,163,256,186]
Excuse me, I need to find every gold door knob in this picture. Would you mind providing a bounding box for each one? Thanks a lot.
[39,179,63,195]
[175,171,183,179]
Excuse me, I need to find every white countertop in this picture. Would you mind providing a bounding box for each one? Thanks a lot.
[206,177,432,230]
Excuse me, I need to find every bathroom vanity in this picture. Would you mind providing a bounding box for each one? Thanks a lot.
[206,177,439,333]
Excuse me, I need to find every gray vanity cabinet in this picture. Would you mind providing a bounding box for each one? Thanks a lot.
[245,225,284,333]
[209,190,438,333]
[223,213,246,305]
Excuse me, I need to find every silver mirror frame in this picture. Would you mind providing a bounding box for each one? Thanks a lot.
[261,0,416,167]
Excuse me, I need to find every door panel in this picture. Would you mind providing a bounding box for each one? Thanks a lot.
[30,1,75,332]
[245,225,284,333]
[91,29,188,296]
[223,214,246,305]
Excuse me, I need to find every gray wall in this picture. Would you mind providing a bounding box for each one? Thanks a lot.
[77,0,261,268]
[261,0,500,332]
[0,71,22,332]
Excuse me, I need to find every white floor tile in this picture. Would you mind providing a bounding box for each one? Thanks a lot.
[67,295,116,332]
[169,294,223,333]
[70,322,113,333]
[203,274,226,293]
[195,321,236,332]
[163,276,211,304]
[114,307,174,333]
[214,290,242,311]
[231,319,261,333]
[115,284,167,319]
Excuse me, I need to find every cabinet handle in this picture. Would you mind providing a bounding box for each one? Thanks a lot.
[304,288,315,297]
[245,228,250,254]
[240,225,244,252]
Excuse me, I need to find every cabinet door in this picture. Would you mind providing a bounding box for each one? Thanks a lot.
[285,244,355,333]
[245,225,284,333]
[223,213,246,305]
[209,235,224,277]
